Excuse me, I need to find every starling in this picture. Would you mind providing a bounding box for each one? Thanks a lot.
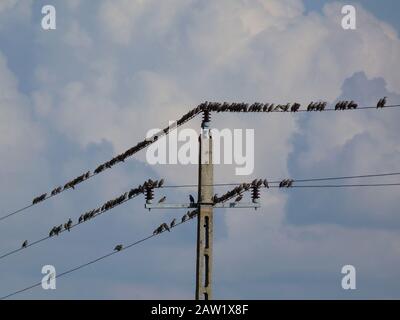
[212,194,218,204]
[235,194,243,202]
[162,223,170,232]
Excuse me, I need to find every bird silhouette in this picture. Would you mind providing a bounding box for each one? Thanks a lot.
[158,196,166,203]
[382,96,387,107]
[212,194,218,204]
[158,179,165,188]
[162,223,170,232]
[189,195,195,204]
[235,194,243,202]
[377,97,387,108]
[21,240,28,248]
[188,210,197,219]
[170,219,176,228]
[263,179,269,188]
[66,219,72,231]
[114,244,123,251]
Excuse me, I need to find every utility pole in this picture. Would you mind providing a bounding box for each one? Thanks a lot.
[195,116,213,300]
[144,110,260,300]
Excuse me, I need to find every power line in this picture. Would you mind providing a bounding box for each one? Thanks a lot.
[161,171,400,188]
[2,182,400,297]
[3,170,400,222]
[294,104,400,112]
[1,175,400,261]
[2,179,397,262]
[0,217,193,300]
[0,189,145,261]
[1,101,398,223]
[268,183,400,188]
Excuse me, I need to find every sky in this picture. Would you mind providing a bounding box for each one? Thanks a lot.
[0,0,400,299]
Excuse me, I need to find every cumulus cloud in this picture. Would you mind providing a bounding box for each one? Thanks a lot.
[1,0,400,299]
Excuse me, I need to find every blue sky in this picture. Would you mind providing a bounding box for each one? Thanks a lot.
[0,0,400,299]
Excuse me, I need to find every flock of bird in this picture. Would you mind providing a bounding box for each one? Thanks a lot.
[23,177,300,249]
[32,171,91,204]
[334,101,357,110]
[112,209,199,251]
[279,179,294,188]
[42,179,164,243]
[30,97,388,208]
[152,209,198,236]
[212,179,268,204]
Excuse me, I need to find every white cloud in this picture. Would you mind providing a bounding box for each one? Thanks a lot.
[1,0,400,298]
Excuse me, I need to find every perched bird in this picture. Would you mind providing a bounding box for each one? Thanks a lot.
[170,219,176,228]
[114,244,123,251]
[55,225,63,236]
[158,196,166,203]
[382,96,387,107]
[287,180,294,188]
[181,214,188,223]
[162,223,170,232]
[21,240,28,248]
[66,219,72,231]
[279,179,288,188]
[78,215,84,223]
[235,194,243,202]
[158,179,165,188]
[377,97,387,108]
[263,179,269,188]
[189,195,195,204]
[291,103,301,112]
[212,194,218,204]
[188,210,197,219]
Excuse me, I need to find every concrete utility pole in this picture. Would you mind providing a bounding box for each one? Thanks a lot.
[195,124,213,300]
[144,111,259,300]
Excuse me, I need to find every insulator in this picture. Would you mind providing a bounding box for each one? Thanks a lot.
[251,185,260,203]
[201,110,211,128]
[145,186,154,204]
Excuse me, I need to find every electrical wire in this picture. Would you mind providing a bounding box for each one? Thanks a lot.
[2,179,400,262]
[1,103,399,223]
[0,193,142,261]
[161,171,400,188]
[0,217,193,300]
